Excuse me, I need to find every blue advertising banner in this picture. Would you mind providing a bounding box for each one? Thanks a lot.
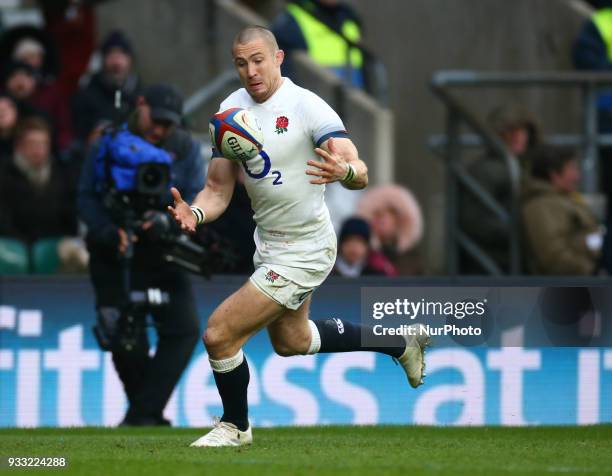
[1,277,611,427]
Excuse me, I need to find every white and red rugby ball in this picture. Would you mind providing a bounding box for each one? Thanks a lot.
[209,107,264,161]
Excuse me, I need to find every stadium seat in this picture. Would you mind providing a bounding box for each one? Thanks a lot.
[32,238,61,274]
[0,237,29,275]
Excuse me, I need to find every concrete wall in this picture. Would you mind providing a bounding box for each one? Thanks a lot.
[96,0,216,95]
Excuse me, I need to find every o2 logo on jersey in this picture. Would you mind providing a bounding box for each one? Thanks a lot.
[242,150,283,185]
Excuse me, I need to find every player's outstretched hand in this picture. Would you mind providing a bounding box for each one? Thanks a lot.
[167,187,197,234]
[307,137,349,185]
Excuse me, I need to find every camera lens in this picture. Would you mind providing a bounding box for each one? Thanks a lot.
[142,167,162,187]
[136,163,170,195]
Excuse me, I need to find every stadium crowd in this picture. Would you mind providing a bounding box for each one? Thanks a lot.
[0,0,612,277]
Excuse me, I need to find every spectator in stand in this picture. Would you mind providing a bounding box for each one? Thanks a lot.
[0,26,61,83]
[574,0,612,220]
[0,94,19,163]
[3,60,73,153]
[11,36,73,152]
[3,61,39,113]
[72,30,143,143]
[0,117,79,250]
[356,184,424,274]
[487,104,540,169]
[522,145,603,275]
[271,0,365,88]
[333,217,397,277]
[459,104,541,274]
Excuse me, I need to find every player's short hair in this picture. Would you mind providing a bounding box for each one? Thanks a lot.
[232,26,279,55]
[15,116,51,144]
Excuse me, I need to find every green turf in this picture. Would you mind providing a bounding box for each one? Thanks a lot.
[1,426,611,476]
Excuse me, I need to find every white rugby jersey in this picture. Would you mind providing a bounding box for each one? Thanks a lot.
[214,78,348,239]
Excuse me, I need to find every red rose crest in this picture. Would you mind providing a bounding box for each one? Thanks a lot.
[275,116,289,134]
[265,270,280,283]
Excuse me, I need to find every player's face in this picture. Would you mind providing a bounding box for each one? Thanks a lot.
[233,38,284,103]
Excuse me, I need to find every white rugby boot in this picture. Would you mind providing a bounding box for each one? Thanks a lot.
[190,419,253,447]
[397,323,430,388]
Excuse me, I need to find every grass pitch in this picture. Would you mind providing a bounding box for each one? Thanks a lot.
[1,425,611,476]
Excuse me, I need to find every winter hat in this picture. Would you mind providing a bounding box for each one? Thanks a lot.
[13,37,45,61]
[356,184,424,252]
[101,30,133,57]
[3,61,36,82]
[339,217,371,244]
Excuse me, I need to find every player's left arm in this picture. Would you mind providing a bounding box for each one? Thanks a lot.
[306,136,368,190]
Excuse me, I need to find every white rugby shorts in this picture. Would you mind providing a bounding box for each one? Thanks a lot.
[249,227,337,310]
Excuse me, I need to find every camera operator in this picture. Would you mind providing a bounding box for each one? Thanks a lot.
[77,83,204,426]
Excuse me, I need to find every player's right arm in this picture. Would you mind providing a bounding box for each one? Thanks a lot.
[167,157,238,233]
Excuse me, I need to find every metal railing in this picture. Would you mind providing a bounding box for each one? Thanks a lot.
[183,69,240,117]
[431,70,612,276]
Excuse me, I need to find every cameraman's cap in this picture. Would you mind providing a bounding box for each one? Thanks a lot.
[144,84,183,125]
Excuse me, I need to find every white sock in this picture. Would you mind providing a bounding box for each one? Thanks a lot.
[307,320,321,354]
[209,349,244,373]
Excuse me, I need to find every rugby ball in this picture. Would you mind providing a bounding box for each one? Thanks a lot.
[209,108,263,161]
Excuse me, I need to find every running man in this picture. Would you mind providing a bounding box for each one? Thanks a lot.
[168,25,428,447]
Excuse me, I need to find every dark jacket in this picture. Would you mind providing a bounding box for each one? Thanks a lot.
[77,122,204,261]
[32,79,73,151]
[459,155,521,273]
[0,135,13,163]
[459,103,539,274]
[522,179,601,275]
[573,18,612,72]
[0,157,78,243]
[573,13,612,131]
[72,71,142,141]
[199,182,255,274]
